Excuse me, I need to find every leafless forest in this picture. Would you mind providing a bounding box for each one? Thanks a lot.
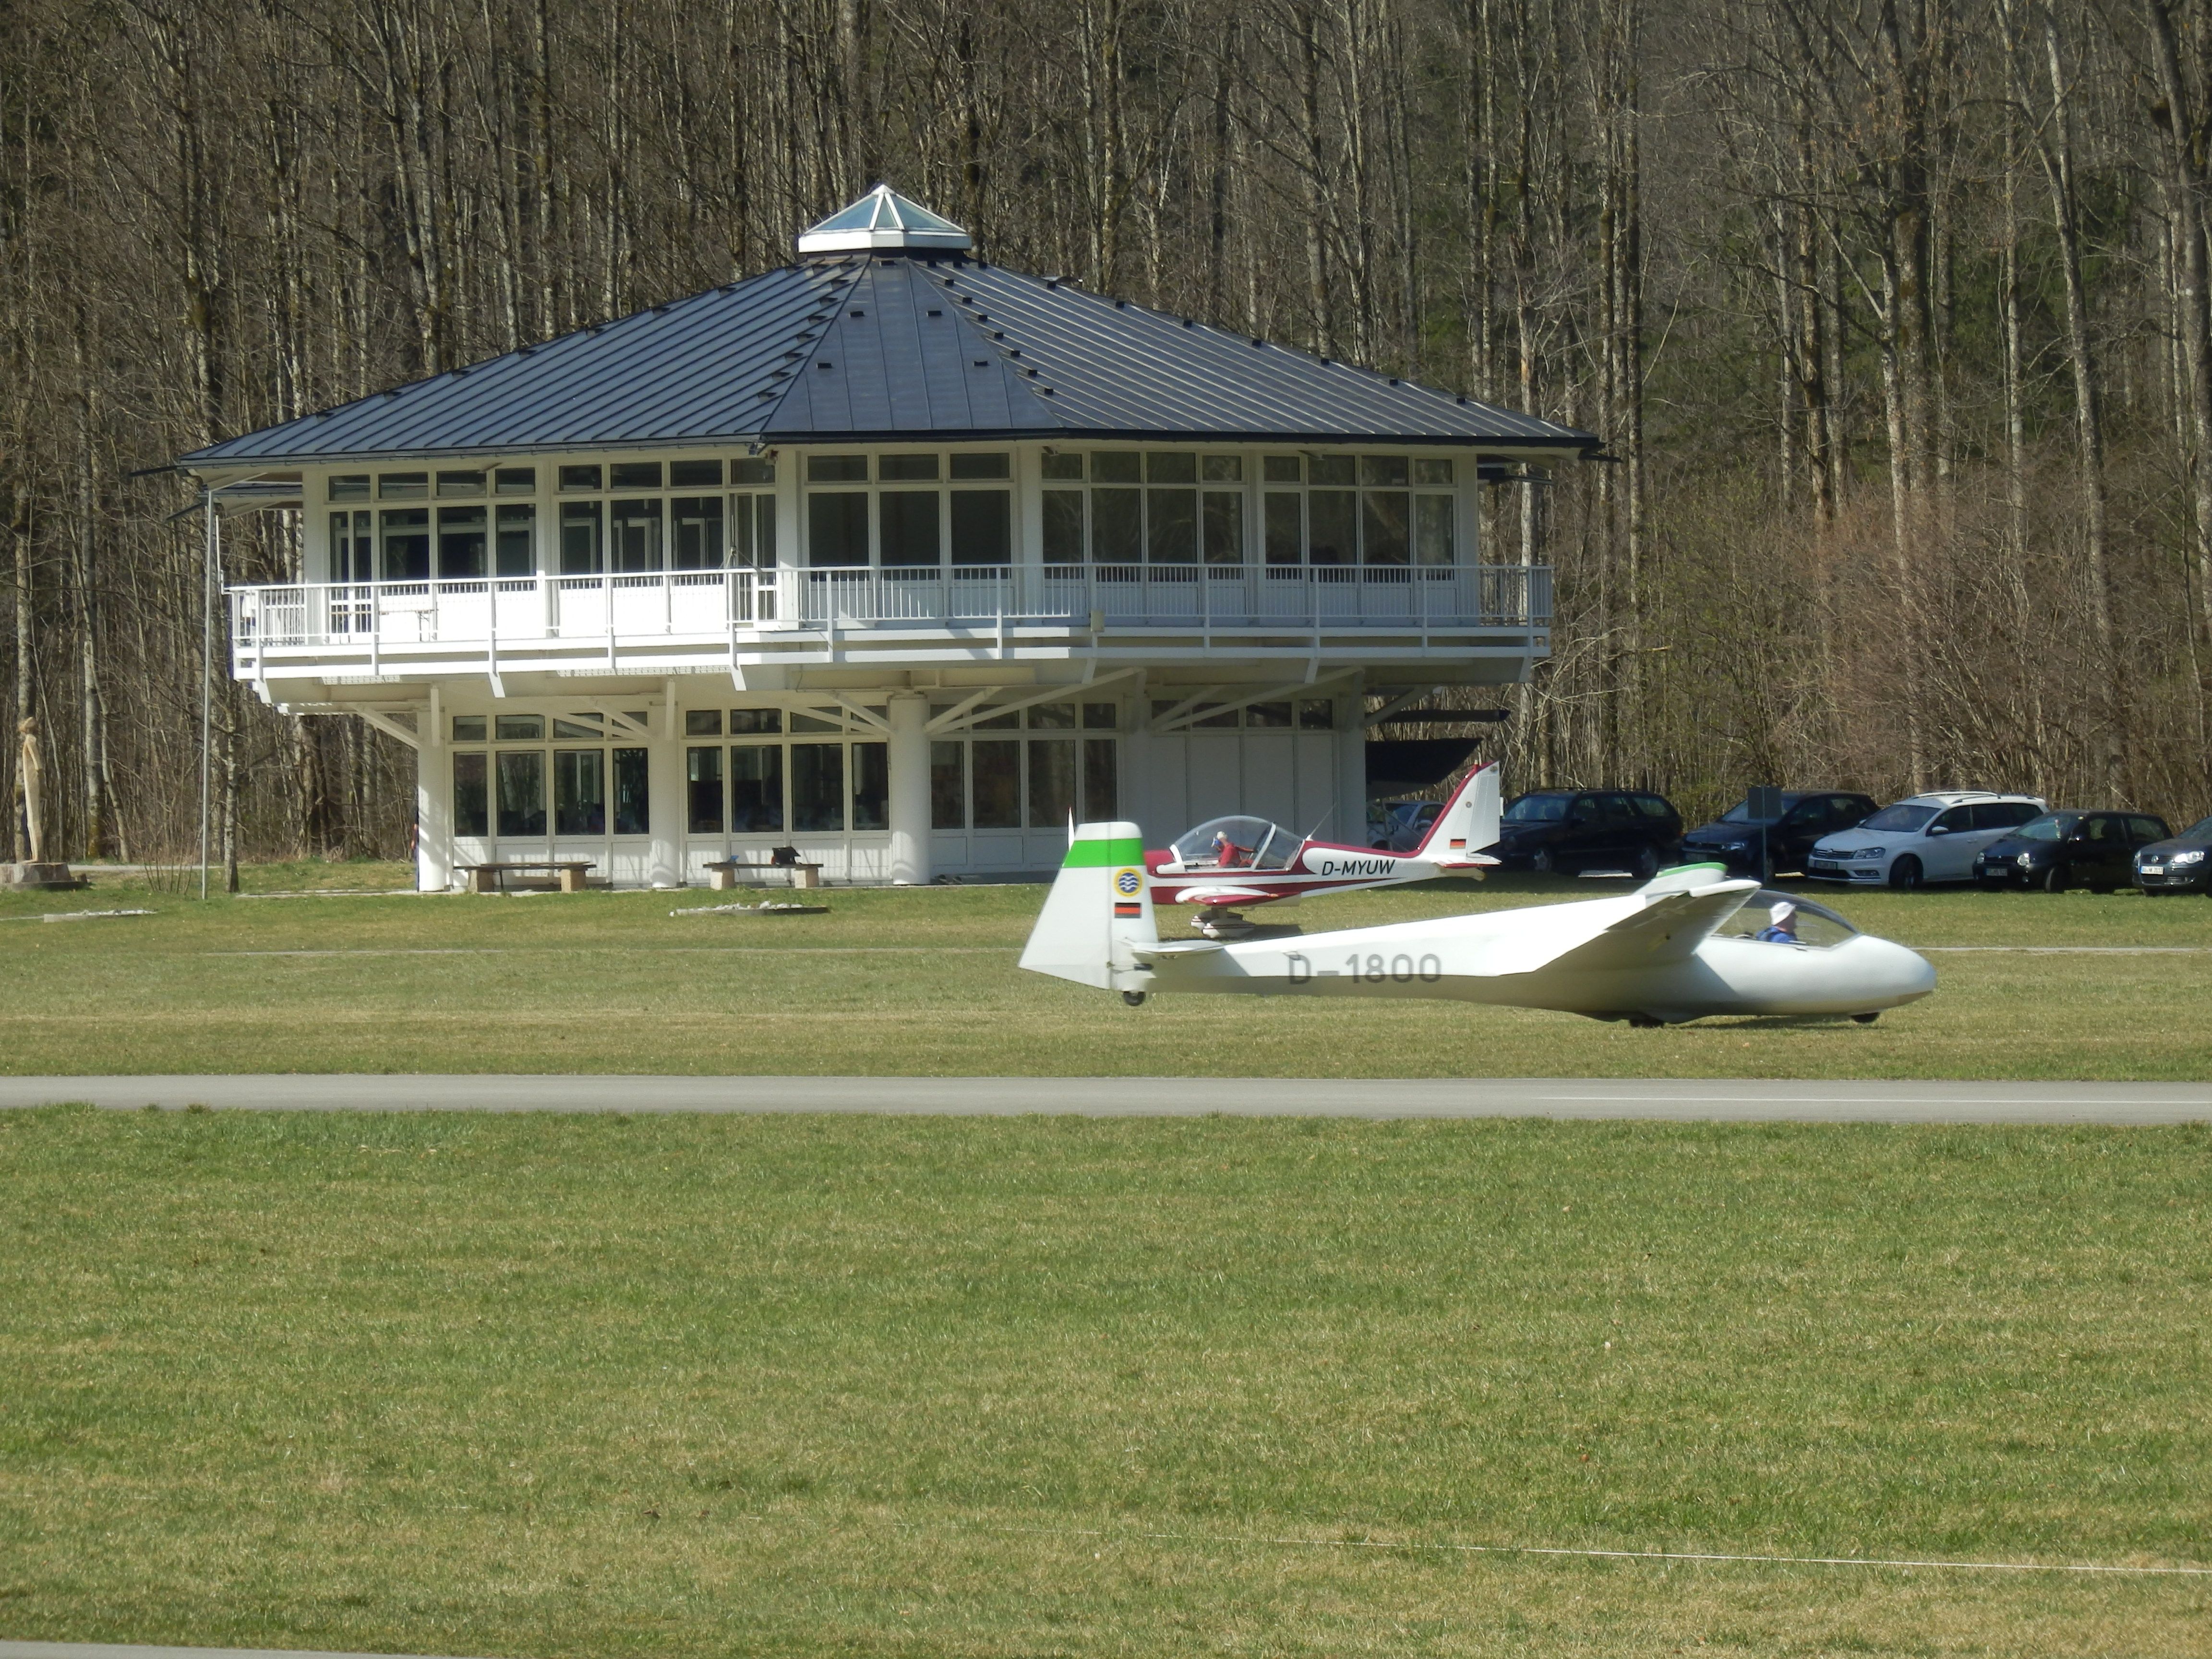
[6,0,2212,864]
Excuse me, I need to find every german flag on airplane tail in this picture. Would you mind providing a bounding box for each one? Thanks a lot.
[1113,867,1143,917]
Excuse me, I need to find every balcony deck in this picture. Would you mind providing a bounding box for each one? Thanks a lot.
[228,563,1552,688]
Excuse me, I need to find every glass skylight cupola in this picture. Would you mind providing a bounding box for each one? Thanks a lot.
[796,185,974,255]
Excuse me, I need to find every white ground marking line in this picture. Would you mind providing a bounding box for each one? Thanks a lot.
[1914,945,2212,953]
[208,946,1006,956]
[980,1522,2212,1576]
[1530,1094,2207,1106]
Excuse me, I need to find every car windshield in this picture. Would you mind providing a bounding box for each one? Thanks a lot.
[1860,803,1938,833]
[2014,812,2080,843]
[1170,816,1297,871]
[1719,796,1791,824]
[2184,816,2212,842]
[1712,889,1861,949]
[1504,794,1571,823]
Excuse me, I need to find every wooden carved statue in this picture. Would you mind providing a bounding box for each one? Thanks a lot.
[15,716,43,865]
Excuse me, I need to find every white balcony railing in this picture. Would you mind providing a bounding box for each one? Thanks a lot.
[230,564,1552,660]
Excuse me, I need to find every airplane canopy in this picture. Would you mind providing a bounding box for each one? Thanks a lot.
[1172,817,1299,871]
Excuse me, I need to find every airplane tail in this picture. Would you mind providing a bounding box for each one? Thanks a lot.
[1018,821,1157,990]
[1415,761,1501,864]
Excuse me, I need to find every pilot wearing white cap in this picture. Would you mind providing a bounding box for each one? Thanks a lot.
[1755,900,1801,943]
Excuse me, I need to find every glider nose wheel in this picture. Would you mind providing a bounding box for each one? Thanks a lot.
[1121,990,1148,1007]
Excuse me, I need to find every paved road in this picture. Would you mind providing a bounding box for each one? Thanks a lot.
[1,1073,2206,1123]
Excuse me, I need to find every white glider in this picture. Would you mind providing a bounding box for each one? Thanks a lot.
[1021,822,1936,1025]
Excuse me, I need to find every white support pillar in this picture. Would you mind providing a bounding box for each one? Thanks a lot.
[1334,673,1367,846]
[416,697,453,892]
[647,698,684,888]
[887,690,931,885]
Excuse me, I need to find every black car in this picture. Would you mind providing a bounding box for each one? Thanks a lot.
[1974,810,2170,893]
[1680,791,1878,879]
[1491,789,1683,878]
[2135,815,2212,894]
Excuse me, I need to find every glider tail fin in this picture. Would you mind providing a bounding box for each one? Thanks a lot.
[1416,761,1501,864]
[1018,821,1156,991]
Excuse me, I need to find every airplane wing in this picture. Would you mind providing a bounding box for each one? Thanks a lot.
[1179,885,1279,907]
[1502,882,1758,976]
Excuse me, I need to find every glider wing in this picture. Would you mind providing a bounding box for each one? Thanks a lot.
[1514,882,1759,975]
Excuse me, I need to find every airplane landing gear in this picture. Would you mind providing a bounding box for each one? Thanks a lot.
[1196,910,1256,939]
[1851,1011,1879,1024]
[1121,990,1148,1007]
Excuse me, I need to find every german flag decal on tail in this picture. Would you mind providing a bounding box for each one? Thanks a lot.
[1113,866,1143,917]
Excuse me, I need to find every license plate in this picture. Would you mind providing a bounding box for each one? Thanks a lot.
[2141,865,2164,876]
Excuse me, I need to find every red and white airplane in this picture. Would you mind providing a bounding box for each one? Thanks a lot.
[1145,763,1501,935]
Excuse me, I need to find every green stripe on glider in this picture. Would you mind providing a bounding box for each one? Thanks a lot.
[1061,837,1146,868]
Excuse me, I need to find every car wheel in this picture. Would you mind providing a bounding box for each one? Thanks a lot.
[1532,848,1554,875]
[1887,855,1923,891]
[2042,865,2068,895]
[1634,844,1661,880]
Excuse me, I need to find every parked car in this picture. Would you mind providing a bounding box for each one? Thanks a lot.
[1975,810,2170,893]
[1680,791,1878,878]
[1490,789,1683,878]
[1804,791,2046,888]
[2135,815,2212,895]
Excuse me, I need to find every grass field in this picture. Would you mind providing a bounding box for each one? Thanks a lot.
[2,862,2208,1078]
[3,1105,2208,1657]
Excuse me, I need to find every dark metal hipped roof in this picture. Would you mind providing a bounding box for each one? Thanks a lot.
[183,256,1596,467]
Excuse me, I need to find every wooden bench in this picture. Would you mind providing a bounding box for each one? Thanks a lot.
[456,860,595,894]
[702,858,824,891]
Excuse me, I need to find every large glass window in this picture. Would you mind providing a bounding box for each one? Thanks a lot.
[1308,489,1357,566]
[930,742,966,829]
[613,748,650,835]
[1361,490,1410,566]
[437,505,487,578]
[380,508,431,580]
[554,749,606,835]
[1264,493,1301,566]
[331,510,373,583]
[672,497,724,569]
[951,490,1011,564]
[1028,738,1076,827]
[454,752,489,836]
[1415,495,1455,565]
[809,492,869,566]
[1203,491,1244,565]
[733,494,776,567]
[1093,486,1142,565]
[851,742,890,830]
[879,490,940,566]
[791,743,845,831]
[1083,739,1118,817]
[1043,491,1084,564]
[687,746,724,833]
[495,751,546,838]
[731,745,784,831]
[972,740,1021,828]
[560,502,603,574]
[495,505,535,576]
[611,498,663,572]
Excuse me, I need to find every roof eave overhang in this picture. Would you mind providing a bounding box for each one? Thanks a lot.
[182,431,1595,470]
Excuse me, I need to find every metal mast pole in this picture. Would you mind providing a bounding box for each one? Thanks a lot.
[200,489,215,902]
